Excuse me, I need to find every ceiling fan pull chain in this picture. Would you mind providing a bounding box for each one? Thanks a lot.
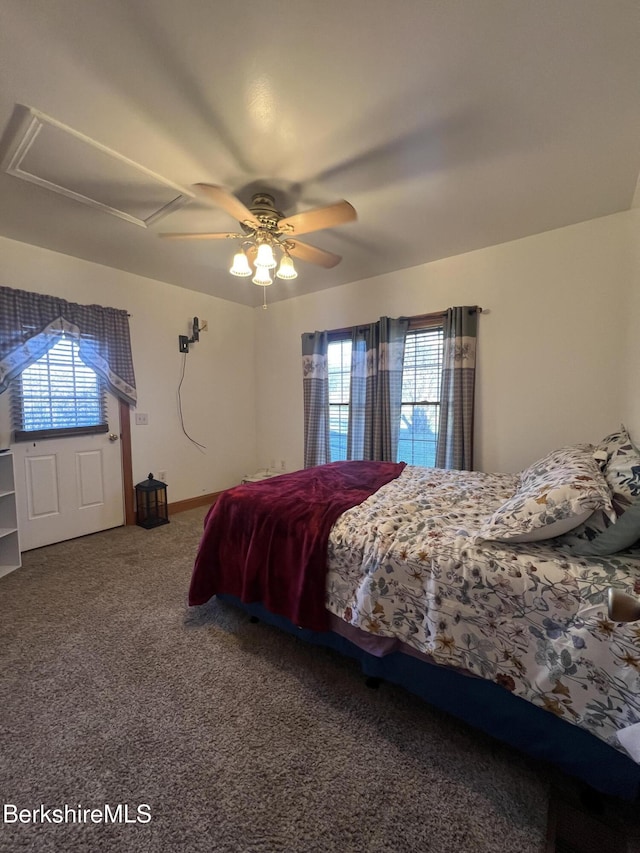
[262,286,268,310]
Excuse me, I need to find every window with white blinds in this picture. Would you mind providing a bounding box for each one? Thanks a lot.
[328,338,352,461]
[398,327,443,467]
[12,337,107,440]
[326,324,444,466]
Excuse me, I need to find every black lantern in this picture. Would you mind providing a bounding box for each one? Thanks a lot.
[135,473,169,529]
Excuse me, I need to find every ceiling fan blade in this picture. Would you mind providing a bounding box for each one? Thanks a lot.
[278,200,357,237]
[193,183,259,227]
[158,231,239,240]
[288,240,342,268]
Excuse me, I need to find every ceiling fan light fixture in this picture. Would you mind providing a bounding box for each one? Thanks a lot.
[229,250,252,277]
[160,185,356,300]
[256,242,276,269]
[252,265,273,286]
[276,255,298,280]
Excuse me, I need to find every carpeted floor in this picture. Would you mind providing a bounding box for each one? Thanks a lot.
[0,508,636,852]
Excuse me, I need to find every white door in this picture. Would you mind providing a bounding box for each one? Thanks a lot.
[12,390,124,551]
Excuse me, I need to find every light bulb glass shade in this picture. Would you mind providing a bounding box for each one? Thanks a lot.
[256,242,276,269]
[252,265,273,286]
[229,250,252,277]
[276,255,298,280]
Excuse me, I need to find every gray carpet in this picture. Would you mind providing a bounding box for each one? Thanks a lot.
[0,507,553,852]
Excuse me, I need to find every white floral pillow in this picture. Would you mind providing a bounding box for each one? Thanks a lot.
[560,426,640,547]
[593,425,640,515]
[475,445,615,543]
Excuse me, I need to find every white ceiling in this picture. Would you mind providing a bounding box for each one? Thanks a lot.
[1,0,639,307]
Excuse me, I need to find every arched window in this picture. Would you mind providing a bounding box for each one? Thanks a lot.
[0,285,137,407]
[13,336,107,440]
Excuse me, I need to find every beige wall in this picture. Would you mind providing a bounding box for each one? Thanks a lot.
[622,208,640,435]
[0,236,257,502]
[254,210,638,474]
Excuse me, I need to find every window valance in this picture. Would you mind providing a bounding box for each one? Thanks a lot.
[0,285,137,405]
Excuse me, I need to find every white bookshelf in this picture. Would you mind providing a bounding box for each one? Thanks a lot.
[0,452,21,578]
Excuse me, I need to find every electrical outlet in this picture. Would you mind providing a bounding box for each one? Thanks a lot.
[158,470,167,482]
[135,413,149,425]
[179,335,189,353]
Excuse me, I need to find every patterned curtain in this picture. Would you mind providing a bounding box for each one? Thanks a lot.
[301,330,330,468]
[0,286,137,405]
[347,316,408,462]
[435,306,478,470]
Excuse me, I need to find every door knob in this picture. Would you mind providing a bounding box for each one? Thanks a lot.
[109,433,119,442]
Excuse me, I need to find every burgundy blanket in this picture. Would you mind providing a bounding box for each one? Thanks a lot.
[188,460,406,630]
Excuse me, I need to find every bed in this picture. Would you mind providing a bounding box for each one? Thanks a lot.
[189,428,640,800]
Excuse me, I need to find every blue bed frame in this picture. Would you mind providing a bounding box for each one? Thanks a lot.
[219,594,640,801]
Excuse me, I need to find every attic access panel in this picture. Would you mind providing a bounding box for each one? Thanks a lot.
[2,106,192,227]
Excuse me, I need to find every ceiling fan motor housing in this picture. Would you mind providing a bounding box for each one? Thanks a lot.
[246,193,284,233]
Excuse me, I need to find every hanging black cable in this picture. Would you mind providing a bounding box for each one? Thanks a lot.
[177,353,206,451]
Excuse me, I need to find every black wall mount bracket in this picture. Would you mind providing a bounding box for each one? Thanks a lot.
[178,318,200,353]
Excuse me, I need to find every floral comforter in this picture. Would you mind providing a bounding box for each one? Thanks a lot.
[325,466,640,752]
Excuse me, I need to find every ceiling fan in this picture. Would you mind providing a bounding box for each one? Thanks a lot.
[159,183,357,283]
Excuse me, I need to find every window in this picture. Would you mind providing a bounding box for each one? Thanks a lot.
[398,327,443,467]
[328,338,352,461]
[326,324,444,465]
[12,337,107,440]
